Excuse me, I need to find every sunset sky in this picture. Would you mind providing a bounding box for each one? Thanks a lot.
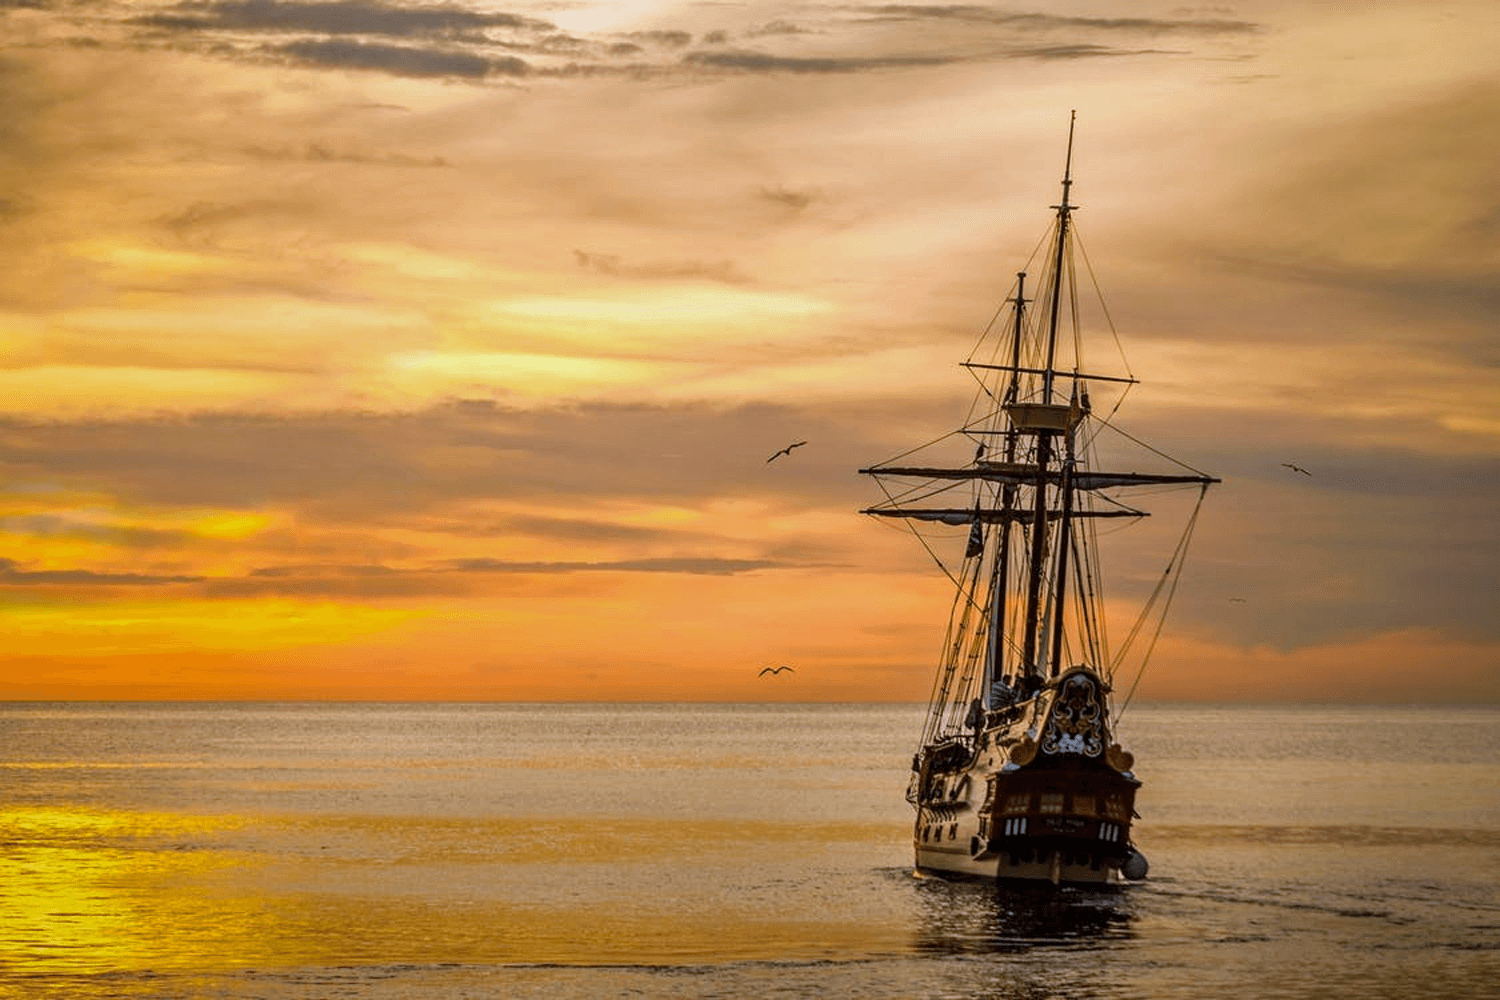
[1,0,1496,701]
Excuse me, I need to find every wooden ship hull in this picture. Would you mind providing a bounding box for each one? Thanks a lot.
[909,668,1144,884]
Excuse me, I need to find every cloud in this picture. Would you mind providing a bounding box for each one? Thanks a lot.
[136,0,554,38]
[187,553,791,598]
[272,38,526,77]
[746,21,816,37]
[4,388,1493,647]
[855,6,1260,34]
[0,558,204,586]
[682,49,958,74]
[200,563,469,597]
[236,145,452,167]
[1012,43,1171,60]
[623,30,693,48]
[34,0,1259,88]
[757,185,820,210]
[123,0,554,80]
[1137,628,1500,703]
[1203,82,1500,317]
[0,399,887,512]
[571,250,751,284]
[424,512,718,544]
[1207,254,1500,322]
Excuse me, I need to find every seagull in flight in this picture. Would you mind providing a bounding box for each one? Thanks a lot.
[1281,463,1312,476]
[758,665,795,677]
[766,441,807,464]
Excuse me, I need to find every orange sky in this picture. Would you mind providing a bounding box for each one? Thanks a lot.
[1,0,1496,701]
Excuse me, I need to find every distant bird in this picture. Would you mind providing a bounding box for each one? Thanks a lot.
[758,665,795,677]
[1229,598,1247,603]
[766,441,807,463]
[1281,463,1312,476]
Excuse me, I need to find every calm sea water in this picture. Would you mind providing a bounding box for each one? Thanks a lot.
[1,703,1496,999]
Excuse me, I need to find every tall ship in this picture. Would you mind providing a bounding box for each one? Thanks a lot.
[860,117,1218,885]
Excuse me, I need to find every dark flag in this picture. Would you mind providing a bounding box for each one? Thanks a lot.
[965,509,985,558]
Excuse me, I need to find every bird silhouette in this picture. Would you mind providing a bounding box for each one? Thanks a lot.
[758,665,795,677]
[766,441,807,463]
[1281,463,1312,476]
[1229,597,1247,603]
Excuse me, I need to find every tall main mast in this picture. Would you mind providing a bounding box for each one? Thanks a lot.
[1043,110,1076,404]
[1019,111,1077,681]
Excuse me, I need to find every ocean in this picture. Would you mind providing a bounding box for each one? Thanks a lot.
[1,703,1496,999]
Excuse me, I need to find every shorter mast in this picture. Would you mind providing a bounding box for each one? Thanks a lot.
[986,272,1028,702]
[1049,381,1080,678]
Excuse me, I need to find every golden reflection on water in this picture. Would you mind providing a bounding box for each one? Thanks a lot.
[0,807,253,973]
[1,805,911,975]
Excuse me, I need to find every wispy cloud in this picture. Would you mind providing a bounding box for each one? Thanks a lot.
[855,6,1260,34]
[272,38,525,77]
[682,49,958,73]
[136,0,553,38]
[0,558,204,586]
[745,20,818,37]
[622,29,693,48]
[756,185,822,211]
[572,250,751,284]
[236,144,453,167]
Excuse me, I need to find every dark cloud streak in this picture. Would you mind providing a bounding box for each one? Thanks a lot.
[683,49,957,73]
[136,0,553,38]
[856,6,1260,34]
[0,558,204,586]
[571,250,751,284]
[273,38,525,77]
[757,185,819,210]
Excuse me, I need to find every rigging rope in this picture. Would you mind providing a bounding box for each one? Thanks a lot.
[1090,413,1215,478]
[1113,483,1210,723]
[1073,228,1133,381]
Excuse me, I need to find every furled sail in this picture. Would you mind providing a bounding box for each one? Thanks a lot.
[859,465,1216,490]
[860,506,1146,523]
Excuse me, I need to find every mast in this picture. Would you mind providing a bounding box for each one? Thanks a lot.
[1020,111,1076,682]
[1049,383,1079,678]
[1042,110,1076,404]
[986,272,1027,699]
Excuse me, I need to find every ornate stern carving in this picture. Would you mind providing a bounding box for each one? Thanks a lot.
[1040,673,1107,757]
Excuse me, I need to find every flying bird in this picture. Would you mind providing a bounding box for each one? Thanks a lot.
[1281,463,1312,476]
[758,665,795,677]
[1229,598,1247,603]
[766,441,807,464]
